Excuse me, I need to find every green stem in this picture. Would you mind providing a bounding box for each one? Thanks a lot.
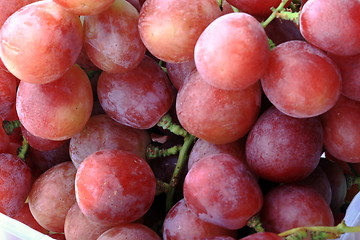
[156,180,171,195]
[2,120,21,135]
[17,137,29,161]
[231,6,240,12]
[247,214,265,233]
[158,60,167,73]
[261,0,292,28]
[146,144,182,159]
[157,114,188,137]
[217,0,223,11]
[165,134,195,212]
[280,221,360,240]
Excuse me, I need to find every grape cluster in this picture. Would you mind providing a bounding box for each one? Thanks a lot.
[0,0,360,240]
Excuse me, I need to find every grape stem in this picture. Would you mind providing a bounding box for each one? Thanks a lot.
[146,144,182,159]
[166,133,195,212]
[217,0,223,11]
[2,120,21,135]
[247,214,265,232]
[17,136,29,161]
[279,220,360,240]
[261,0,298,28]
[157,113,188,137]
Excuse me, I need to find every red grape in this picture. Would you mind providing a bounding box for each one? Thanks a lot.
[53,0,115,15]
[13,203,48,234]
[245,106,323,182]
[300,0,360,56]
[75,149,156,226]
[0,0,83,84]
[176,70,261,144]
[21,126,66,152]
[260,184,334,233]
[16,65,93,140]
[0,153,32,217]
[97,223,161,240]
[28,161,77,232]
[183,153,263,230]
[163,199,236,240]
[138,0,232,62]
[166,60,196,90]
[227,0,289,17]
[69,114,151,168]
[328,53,360,101]
[83,0,146,73]
[321,95,360,163]
[0,68,18,120]
[0,0,39,27]
[261,40,341,118]
[97,56,174,129]
[195,12,269,90]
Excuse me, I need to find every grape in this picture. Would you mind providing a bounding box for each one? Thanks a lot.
[69,114,151,168]
[83,0,146,73]
[176,70,261,144]
[300,0,360,56]
[0,121,10,153]
[0,153,32,217]
[97,56,174,129]
[162,199,236,240]
[16,65,93,141]
[202,237,236,240]
[183,153,263,230]
[0,0,39,27]
[194,12,269,90]
[245,106,323,183]
[13,203,48,234]
[0,0,83,84]
[166,60,196,90]
[226,0,288,16]
[53,0,115,16]
[138,0,232,62]
[319,159,347,214]
[28,161,77,232]
[264,18,305,45]
[239,232,283,240]
[75,149,156,226]
[188,138,246,170]
[261,40,341,118]
[97,223,161,240]
[328,53,360,101]
[260,184,334,233]
[64,202,111,240]
[0,68,18,120]
[21,126,66,152]
[321,95,360,163]
[293,166,332,205]
[27,140,71,174]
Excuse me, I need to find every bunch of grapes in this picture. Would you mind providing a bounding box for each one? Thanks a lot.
[1,0,360,240]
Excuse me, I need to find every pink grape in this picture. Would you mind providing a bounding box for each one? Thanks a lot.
[138,0,232,62]
[176,70,261,144]
[97,223,161,240]
[227,0,289,16]
[163,199,236,240]
[28,161,77,232]
[0,68,18,120]
[97,56,174,129]
[166,60,196,90]
[83,0,146,73]
[53,0,115,16]
[0,0,83,84]
[246,106,323,183]
[195,12,270,90]
[184,154,263,230]
[239,232,283,240]
[64,202,111,240]
[16,65,93,141]
[75,149,156,226]
[69,114,151,168]
[300,0,360,56]
[261,40,341,118]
